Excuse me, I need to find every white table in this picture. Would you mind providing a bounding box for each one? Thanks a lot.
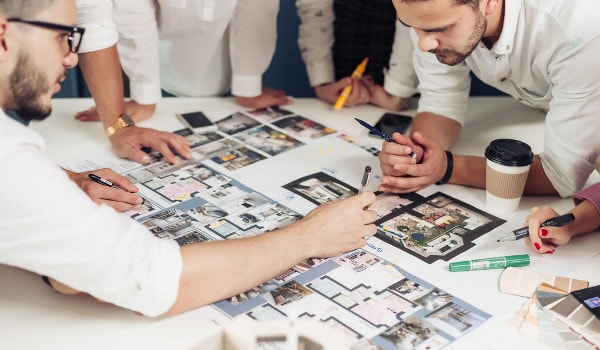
[3,97,599,349]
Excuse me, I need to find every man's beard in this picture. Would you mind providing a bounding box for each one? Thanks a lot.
[429,10,487,66]
[9,52,58,122]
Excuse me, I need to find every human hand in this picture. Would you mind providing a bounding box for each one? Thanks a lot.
[378,131,447,193]
[315,77,370,107]
[523,206,570,254]
[109,126,193,165]
[235,87,292,109]
[297,192,378,258]
[64,167,143,212]
[361,76,408,111]
[75,101,157,123]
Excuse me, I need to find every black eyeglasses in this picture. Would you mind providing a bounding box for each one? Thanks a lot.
[7,18,85,53]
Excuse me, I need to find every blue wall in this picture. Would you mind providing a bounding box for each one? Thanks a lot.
[58,1,502,98]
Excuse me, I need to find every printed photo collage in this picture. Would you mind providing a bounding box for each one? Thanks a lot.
[92,105,500,348]
[214,247,491,350]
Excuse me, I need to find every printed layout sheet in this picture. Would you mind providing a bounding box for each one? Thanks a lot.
[62,106,500,349]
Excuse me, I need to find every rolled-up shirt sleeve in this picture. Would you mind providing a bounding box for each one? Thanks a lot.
[229,0,279,97]
[296,0,335,87]
[76,0,118,53]
[383,23,419,99]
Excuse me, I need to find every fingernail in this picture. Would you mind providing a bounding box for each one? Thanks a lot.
[141,155,151,164]
[540,228,548,237]
[534,242,541,250]
[136,197,144,205]
[544,249,554,255]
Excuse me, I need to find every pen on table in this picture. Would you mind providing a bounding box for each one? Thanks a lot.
[359,166,372,194]
[334,57,369,110]
[354,117,417,159]
[449,254,530,272]
[496,213,575,242]
[88,173,124,190]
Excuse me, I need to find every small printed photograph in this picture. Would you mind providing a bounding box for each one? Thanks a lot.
[283,172,357,205]
[174,229,215,246]
[388,278,431,301]
[271,280,313,306]
[414,288,453,311]
[140,208,198,240]
[233,125,304,156]
[246,105,294,122]
[194,138,243,158]
[173,128,224,149]
[186,202,228,225]
[210,147,267,171]
[336,249,381,273]
[272,115,336,139]
[216,112,261,135]
[378,316,449,350]
[425,302,489,338]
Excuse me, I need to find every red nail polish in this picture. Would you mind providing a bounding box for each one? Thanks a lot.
[544,249,554,255]
[541,228,548,237]
[534,242,541,250]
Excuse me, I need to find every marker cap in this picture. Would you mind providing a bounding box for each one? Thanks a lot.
[448,254,530,272]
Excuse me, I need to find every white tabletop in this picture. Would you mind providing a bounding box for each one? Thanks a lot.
[3,96,599,349]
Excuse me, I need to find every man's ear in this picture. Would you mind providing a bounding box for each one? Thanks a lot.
[0,20,10,62]
[483,0,501,16]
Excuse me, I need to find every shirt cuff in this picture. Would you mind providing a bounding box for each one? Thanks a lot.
[305,61,335,87]
[78,21,118,53]
[383,73,419,99]
[231,74,262,97]
[573,184,600,215]
[129,81,162,105]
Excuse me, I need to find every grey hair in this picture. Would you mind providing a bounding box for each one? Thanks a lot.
[0,0,57,19]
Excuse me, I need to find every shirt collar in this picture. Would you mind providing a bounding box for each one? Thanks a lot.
[490,0,521,55]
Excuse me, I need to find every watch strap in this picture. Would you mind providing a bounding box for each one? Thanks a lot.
[105,114,135,138]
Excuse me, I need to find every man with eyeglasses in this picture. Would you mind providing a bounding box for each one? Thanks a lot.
[0,0,377,317]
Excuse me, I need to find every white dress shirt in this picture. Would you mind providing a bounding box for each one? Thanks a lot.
[113,0,279,104]
[413,0,600,197]
[0,111,182,317]
[76,0,118,53]
[296,0,418,98]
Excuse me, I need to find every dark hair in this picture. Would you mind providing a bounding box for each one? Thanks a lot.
[399,0,480,11]
[0,1,57,19]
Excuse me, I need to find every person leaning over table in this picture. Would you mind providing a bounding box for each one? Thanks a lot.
[376,0,600,198]
[75,0,194,166]
[0,0,378,317]
[523,183,600,255]
[74,0,291,125]
[296,0,418,110]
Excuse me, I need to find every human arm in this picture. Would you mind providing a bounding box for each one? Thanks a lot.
[165,192,377,315]
[63,167,143,212]
[77,46,192,165]
[367,22,418,110]
[42,191,378,316]
[523,184,600,253]
[230,0,290,107]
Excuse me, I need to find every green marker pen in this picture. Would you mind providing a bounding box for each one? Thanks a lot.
[448,254,530,272]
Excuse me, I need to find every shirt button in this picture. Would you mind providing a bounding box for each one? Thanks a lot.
[506,45,511,51]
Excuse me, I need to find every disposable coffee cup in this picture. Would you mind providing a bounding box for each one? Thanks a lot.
[485,139,534,212]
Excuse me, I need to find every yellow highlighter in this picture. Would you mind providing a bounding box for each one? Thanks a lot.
[333,57,369,110]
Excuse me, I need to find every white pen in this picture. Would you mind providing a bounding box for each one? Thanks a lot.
[359,166,372,193]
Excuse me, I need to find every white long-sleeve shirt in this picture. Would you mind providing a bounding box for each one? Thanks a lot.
[413,0,600,197]
[113,0,279,104]
[0,111,182,317]
[76,0,118,53]
[296,0,418,98]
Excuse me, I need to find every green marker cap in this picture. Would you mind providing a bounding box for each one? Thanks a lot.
[448,254,530,272]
